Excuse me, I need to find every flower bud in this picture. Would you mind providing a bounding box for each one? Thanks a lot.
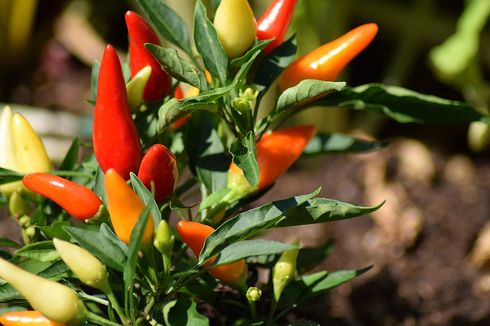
[53,238,109,292]
[246,287,262,303]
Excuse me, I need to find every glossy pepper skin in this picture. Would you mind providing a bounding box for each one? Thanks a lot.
[138,144,178,202]
[256,0,298,54]
[176,220,247,285]
[214,0,257,58]
[279,23,378,90]
[228,125,316,193]
[105,168,154,246]
[23,173,102,221]
[93,45,142,179]
[125,11,172,101]
[0,258,86,325]
[0,311,64,326]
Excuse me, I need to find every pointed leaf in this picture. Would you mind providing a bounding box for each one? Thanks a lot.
[130,172,161,227]
[229,132,259,187]
[194,0,228,84]
[302,133,387,156]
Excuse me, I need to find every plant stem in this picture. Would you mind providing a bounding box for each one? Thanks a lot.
[105,287,128,324]
[85,310,122,326]
[266,299,278,326]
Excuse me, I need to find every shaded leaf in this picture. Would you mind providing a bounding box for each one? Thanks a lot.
[302,133,387,156]
[15,241,59,262]
[229,132,259,187]
[130,172,161,228]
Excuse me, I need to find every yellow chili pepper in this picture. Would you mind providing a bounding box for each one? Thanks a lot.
[0,257,86,325]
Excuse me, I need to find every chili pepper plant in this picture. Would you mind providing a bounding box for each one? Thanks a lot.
[0,0,488,325]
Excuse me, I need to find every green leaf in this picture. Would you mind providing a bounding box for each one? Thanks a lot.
[318,83,485,124]
[277,198,384,227]
[64,224,127,271]
[229,132,259,187]
[147,45,207,90]
[15,241,59,262]
[130,172,161,228]
[254,36,297,95]
[230,39,272,67]
[184,112,229,194]
[194,0,228,84]
[93,167,107,206]
[157,98,219,133]
[211,240,297,267]
[199,190,320,264]
[123,207,151,315]
[296,240,334,274]
[302,133,387,156]
[0,238,20,248]
[233,49,262,86]
[136,0,193,55]
[0,167,22,184]
[38,221,71,241]
[163,298,209,326]
[285,267,371,305]
[276,80,346,113]
[58,138,79,172]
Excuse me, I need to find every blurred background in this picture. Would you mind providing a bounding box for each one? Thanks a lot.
[1,0,489,324]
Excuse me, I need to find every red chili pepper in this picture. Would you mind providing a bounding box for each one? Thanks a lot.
[256,0,298,54]
[0,311,64,326]
[125,11,172,101]
[279,23,378,90]
[171,86,189,129]
[176,220,247,285]
[137,144,178,202]
[93,44,142,179]
[23,173,102,221]
[229,125,316,192]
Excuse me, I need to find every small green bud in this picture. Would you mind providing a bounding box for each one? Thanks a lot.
[8,191,26,218]
[232,97,252,112]
[18,215,31,227]
[468,121,490,152]
[240,87,258,101]
[272,239,300,301]
[246,286,262,303]
[154,220,174,255]
[25,226,36,238]
[53,238,110,292]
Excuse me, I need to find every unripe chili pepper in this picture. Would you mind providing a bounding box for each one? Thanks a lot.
[279,23,378,90]
[8,191,26,218]
[214,0,257,59]
[126,65,152,111]
[12,113,52,174]
[104,168,154,246]
[0,311,64,326]
[137,144,178,202]
[154,220,174,255]
[256,0,298,54]
[125,11,172,101]
[0,257,86,325]
[228,125,316,194]
[23,173,102,221]
[176,220,247,285]
[272,239,299,301]
[93,45,142,179]
[52,238,109,291]
[0,106,17,171]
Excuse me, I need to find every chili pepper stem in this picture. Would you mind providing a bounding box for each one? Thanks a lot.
[85,310,122,326]
[104,286,128,324]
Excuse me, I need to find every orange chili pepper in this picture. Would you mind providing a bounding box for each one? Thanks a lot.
[228,125,316,193]
[23,173,102,221]
[0,311,64,326]
[176,220,247,285]
[104,168,154,246]
[279,23,378,90]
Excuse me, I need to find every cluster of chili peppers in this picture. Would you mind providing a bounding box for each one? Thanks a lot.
[0,1,379,324]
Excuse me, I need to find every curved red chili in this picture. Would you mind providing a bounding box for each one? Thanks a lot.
[125,11,172,101]
[23,173,102,221]
[137,144,178,202]
[256,0,298,54]
[93,44,142,179]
